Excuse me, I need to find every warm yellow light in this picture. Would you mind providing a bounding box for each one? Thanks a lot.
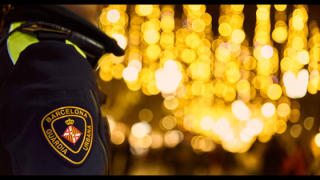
[292,36,304,50]
[185,33,200,49]
[155,67,182,94]
[304,117,314,131]
[314,133,320,147]
[290,124,302,138]
[98,4,318,154]
[160,30,174,45]
[107,116,116,132]
[200,116,214,130]
[111,33,126,50]
[122,67,138,82]
[183,114,197,130]
[240,129,254,142]
[274,120,287,134]
[100,12,108,25]
[147,80,160,95]
[192,19,206,32]
[110,54,125,64]
[150,131,163,149]
[161,115,176,130]
[232,29,245,43]
[137,135,152,148]
[131,122,151,138]
[112,63,125,79]
[146,44,161,60]
[188,4,202,11]
[256,7,269,21]
[283,69,309,98]
[107,9,121,23]
[213,117,231,136]
[143,29,160,44]
[160,16,175,31]
[261,45,274,59]
[298,50,309,65]
[111,131,125,145]
[267,84,282,100]
[191,82,202,96]
[202,83,215,98]
[231,4,244,12]
[139,108,153,122]
[236,79,250,94]
[246,118,263,135]
[217,43,231,57]
[292,16,304,31]
[128,60,142,72]
[274,4,287,11]
[219,23,232,36]
[192,136,216,152]
[99,65,113,82]
[231,100,251,121]
[164,60,178,72]
[226,68,240,84]
[261,102,276,117]
[254,31,269,45]
[136,4,154,16]
[272,27,287,43]
[164,130,183,148]
[277,103,291,117]
[181,49,196,63]
[163,96,179,110]
[222,86,236,102]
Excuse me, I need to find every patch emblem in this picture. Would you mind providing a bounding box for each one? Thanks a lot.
[61,118,83,145]
[41,106,93,165]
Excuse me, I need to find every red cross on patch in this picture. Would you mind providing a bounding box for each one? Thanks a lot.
[61,125,83,145]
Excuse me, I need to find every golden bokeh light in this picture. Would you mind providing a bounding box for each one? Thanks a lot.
[261,45,274,59]
[274,4,287,11]
[261,102,276,118]
[107,9,121,23]
[143,29,160,44]
[315,133,320,147]
[199,116,214,130]
[131,122,151,138]
[139,108,154,122]
[256,7,269,21]
[192,19,206,32]
[219,22,232,36]
[99,4,319,156]
[272,26,287,43]
[136,4,154,16]
[277,103,291,117]
[292,16,304,31]
[122,67,139,82]
[290,124,302,138]
[232,29,245,43]
[267,84,282,100]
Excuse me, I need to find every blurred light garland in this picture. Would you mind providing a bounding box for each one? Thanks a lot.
[99,4,319,154]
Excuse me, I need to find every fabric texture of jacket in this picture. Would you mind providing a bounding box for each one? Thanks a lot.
[0,4,122,175]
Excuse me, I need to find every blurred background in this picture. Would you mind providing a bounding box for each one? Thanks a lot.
[96,4,320,175]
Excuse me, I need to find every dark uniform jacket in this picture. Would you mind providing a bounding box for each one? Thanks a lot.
[0,5,124,175]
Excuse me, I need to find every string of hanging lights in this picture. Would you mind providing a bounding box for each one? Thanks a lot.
[98,4,320,155]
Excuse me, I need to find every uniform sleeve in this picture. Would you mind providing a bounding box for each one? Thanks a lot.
[0,40,109,175]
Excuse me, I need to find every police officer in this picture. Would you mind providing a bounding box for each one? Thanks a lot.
[0,4,124,175]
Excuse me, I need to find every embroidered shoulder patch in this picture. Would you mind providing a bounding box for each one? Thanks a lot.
[41,106,93,165]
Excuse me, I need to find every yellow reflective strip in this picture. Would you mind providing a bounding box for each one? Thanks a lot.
[66,40,86,59]
[8,22,86,64]
[8,22,39,64]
